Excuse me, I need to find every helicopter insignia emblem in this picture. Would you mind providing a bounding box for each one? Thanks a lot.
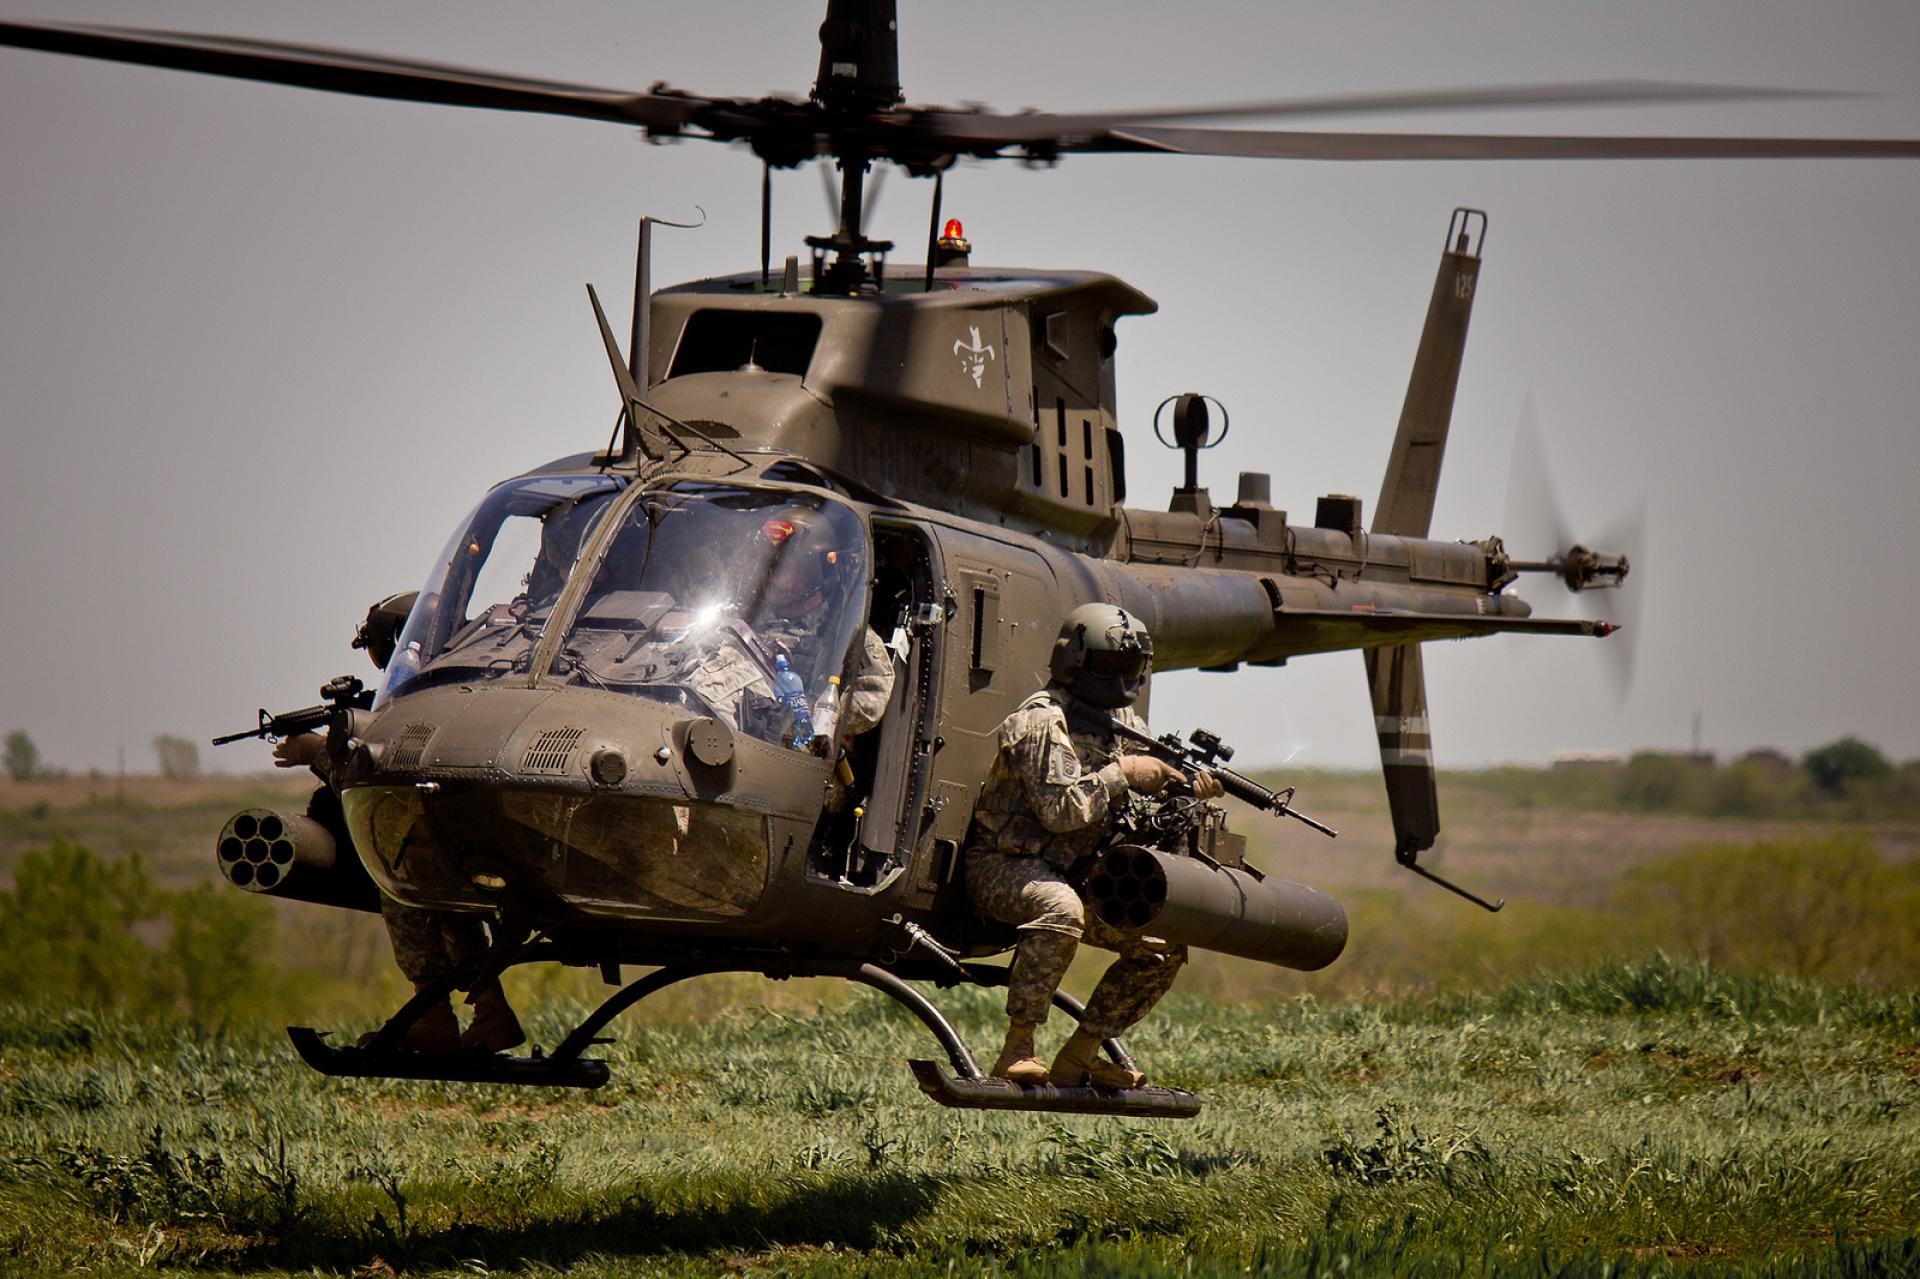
[954,325,996,388]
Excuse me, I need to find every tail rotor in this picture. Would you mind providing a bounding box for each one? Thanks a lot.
[1503,393,1646,703]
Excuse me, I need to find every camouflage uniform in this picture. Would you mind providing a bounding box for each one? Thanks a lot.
[965,686,1187,1040]
[686,623,893,750]
[379,892,488,983]
[288,746,488,985]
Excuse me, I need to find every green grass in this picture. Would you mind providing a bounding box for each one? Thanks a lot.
[3,956,1917,1277]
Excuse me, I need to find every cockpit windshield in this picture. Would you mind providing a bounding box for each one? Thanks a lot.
[378,474,624,705]
[548,485,870,747]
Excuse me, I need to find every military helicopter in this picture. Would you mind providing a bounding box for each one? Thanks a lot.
[6,3,1916,1120]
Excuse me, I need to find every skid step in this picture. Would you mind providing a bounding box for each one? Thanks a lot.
[909,1059,1201,1119]
[287,1027,610,1089]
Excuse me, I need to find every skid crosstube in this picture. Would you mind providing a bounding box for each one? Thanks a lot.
[909,1060,1202,1118]
[284,951,1201,1118]
[286,1027,610,1089]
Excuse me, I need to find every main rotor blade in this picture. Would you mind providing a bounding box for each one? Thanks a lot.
[0,20,701,131]
[1088,124,1920,160]
[8,19,1913,169]
[916,79,1852,145]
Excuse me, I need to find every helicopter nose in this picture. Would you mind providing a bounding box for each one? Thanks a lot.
[336,685,826,923]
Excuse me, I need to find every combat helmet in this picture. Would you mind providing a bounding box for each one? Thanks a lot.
[1050,603,1152,709]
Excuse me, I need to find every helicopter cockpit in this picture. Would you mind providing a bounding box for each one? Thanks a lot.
[550,485,870,746]
[378,473,872,751]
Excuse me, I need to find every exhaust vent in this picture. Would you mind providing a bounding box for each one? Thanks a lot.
[522,727,585,775]
[384,722,437,771]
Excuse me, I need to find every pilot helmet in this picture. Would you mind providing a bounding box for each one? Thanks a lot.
[353,591,419,670]
[761,510,851,617]
[1050,603,1152,708]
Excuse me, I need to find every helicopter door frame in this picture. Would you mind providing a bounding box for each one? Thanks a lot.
[855,517,945,874]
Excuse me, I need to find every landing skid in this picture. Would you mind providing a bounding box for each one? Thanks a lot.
[286,1027,609,1089]
[908,1059,1201,1118]
[286,949,1200,1118]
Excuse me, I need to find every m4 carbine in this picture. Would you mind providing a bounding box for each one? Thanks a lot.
[211,675,372,747]
[1068,706,1336,838]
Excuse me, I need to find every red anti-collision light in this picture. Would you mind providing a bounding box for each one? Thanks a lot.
[942,218,964,240]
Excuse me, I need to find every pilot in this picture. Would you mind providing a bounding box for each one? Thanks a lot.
[687,514,895,774]
[758,519,894,753]
[964,603,1221,1088]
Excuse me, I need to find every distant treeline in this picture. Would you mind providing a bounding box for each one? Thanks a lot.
[5,832,1917,1028]
[1440,736,1920,822]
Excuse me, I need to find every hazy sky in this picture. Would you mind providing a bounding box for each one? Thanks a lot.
[2,1,1917,776]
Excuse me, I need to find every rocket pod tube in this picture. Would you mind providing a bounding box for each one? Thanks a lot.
[1083,845,1347,971]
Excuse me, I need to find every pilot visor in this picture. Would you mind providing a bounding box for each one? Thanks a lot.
[1084,648,1149,683]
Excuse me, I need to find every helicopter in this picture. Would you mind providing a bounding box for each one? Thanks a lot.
[4,3,1916,1120]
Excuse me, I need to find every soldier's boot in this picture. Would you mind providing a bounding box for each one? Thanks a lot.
[357,988,459,1054]
[1049,1027,1146,1089]
[989,1019,1049,1084]
[461,978,526,1054]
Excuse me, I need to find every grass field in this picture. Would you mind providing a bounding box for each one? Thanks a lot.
[2,773,1918,1275]
[3,960,1917,1276]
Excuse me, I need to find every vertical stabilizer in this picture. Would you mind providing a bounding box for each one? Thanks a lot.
[1365,644,1437,854]
[1362,211,1502,911]
[1373,208,1485,539]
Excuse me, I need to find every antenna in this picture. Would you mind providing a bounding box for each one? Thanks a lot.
[626,209,704,427]
[1153,393,1230,512]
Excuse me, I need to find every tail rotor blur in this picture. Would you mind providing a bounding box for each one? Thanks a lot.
[1504,393,1646,704]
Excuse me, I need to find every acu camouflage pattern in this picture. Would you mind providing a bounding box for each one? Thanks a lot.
[978,863,1187,1038]
[686,624,893,745]
[379,894,488,983]
[966,686,1143,870]
[305,743,493,986]
[965,686,1186,1040]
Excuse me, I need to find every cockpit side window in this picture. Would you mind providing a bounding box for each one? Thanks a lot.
[376,475,623,705]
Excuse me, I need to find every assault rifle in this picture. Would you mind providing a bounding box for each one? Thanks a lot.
[211,675,373,746]
[1068,706,1337,838]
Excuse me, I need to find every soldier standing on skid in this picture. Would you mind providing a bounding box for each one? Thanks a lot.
[965,603,1221,1087]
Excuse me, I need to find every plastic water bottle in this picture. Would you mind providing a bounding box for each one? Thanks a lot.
[771,653,813,749]
[811,675,842,746]
[383,640,424,702]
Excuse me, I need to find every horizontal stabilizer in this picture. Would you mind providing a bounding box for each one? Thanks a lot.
[1272,607,1612,658]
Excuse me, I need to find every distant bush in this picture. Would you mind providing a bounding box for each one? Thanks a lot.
[0,839,170,1009]
[165,883,278,1021]
[1612,833,1920,984]
[4,729,40,781]
[1617,752,1711,813]
[1802,736,1892,794]
[152,734,201,781]
[0,839,279,1023]
[1706,759,1788,819]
